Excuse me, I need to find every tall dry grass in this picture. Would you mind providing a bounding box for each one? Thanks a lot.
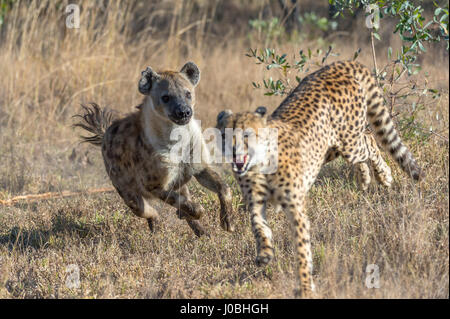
[0,1,269,139]
[0,0,448,298]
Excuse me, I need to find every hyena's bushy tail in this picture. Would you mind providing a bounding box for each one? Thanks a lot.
[363,77,424,181]
[73,103,116,146]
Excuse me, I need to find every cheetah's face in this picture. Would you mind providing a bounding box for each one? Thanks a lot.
[216,107,268,176]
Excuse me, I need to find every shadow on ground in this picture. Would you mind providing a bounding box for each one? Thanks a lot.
[0,212,102,251]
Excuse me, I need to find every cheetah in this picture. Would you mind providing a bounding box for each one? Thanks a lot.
[216,60,423,298]
[74,62,234,237]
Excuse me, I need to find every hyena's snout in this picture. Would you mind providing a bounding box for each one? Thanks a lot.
[171,104,193,125]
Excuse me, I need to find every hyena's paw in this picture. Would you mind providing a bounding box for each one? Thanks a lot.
[220,210,234,233]
[147,217,157,233]
[191,202,205,219]
[179,202,204,220]
[255,247,274,267]
[177,209,209,238]
[186,219,209,238]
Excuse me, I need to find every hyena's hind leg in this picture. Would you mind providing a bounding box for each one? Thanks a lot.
[116,188,159,232]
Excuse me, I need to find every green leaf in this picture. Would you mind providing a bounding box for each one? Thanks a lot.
[252,82,261,89]
[353,48,361,60]
[418,41,426,52]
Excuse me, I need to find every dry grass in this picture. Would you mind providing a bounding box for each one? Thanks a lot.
[0,0,448,299]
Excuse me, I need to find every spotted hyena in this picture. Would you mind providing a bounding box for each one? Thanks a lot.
[74,62,234,237]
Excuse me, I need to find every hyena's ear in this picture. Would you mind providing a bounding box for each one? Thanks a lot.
[216,109,233,129]
[180,62,200,87]
[139,66,159,95]
[255,106,267,117]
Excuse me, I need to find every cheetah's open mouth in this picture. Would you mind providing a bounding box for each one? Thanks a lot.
[232,154,250,176]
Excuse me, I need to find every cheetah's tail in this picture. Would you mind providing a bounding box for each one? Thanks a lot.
[72,103,116,147]
[365,83,424,181]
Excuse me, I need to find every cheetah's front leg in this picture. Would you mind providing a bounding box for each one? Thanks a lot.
[250,200,274,267]
[282,196,315,298]
[243,178,274,266]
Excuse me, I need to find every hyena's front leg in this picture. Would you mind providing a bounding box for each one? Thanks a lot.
[194,167,234,232]
[152,189,205,221]
[177,185,208,237]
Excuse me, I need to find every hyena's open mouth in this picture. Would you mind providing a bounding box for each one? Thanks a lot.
[170,106,193,126]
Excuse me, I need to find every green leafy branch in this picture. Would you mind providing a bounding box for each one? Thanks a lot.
[246,46,339,96]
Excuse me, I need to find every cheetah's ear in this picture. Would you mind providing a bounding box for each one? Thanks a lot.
[216,109,233,128]
[139,66,159,95]
[255,106,267,117]
[180,62,201,87]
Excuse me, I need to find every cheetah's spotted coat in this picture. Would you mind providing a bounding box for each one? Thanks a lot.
[216,60,423,297]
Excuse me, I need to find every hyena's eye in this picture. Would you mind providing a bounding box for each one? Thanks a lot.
[185,91,191,99]
[161,95,170,103]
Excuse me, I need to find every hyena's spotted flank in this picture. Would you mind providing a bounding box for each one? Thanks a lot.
[74,62,234,237]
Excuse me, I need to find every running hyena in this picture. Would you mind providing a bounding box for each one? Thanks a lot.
[74,62,234,237]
